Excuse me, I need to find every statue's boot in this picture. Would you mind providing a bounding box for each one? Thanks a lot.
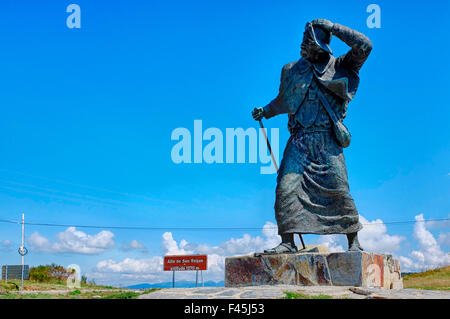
[348,244,364,251]
[347,232,364,252]
[263,242,298,254]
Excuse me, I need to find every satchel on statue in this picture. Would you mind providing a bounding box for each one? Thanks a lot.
[317,89,351,148]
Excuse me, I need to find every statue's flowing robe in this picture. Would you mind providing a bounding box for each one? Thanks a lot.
[263,23,372,235]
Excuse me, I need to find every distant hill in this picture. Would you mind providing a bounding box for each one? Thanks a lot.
[401,272,417,277]
[403,266,450,290]
[126,280,225,289]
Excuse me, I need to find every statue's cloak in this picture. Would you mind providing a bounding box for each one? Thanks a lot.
[265,56,363,235]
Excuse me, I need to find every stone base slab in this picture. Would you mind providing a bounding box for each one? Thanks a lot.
[225,252,402,289]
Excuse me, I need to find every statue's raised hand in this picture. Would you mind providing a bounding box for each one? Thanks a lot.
[311,19,334,32]
[252,107,265,121]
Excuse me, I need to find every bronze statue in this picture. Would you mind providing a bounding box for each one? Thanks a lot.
[252,19,372,253]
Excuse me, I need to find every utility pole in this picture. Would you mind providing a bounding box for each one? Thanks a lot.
[19,213,25,293]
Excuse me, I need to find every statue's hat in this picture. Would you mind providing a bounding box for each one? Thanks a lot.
[306,22,332,55]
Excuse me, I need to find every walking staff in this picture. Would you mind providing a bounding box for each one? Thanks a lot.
[256,116,306,250]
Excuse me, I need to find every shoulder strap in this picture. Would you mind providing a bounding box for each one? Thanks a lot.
[317,88,339,124]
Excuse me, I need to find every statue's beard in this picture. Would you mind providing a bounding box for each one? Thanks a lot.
[300,38,327,63]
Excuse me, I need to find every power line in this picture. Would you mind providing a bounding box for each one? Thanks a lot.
[0,169,180,205]
[2,169,447,228]
[0,217,448,231]
[0,184,129,207]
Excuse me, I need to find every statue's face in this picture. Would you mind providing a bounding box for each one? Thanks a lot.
[300,27,326,62]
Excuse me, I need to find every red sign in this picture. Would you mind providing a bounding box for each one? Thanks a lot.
[164,255,208,271]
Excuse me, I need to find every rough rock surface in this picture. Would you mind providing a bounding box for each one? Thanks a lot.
[225,251,402,289]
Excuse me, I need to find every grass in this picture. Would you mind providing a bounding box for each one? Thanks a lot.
[0,283,162,299]
[0,289,156,299]
[140,288,162,295]
[100,291,141,299]
[403,266,450,291]
[0,293,57,299]
[0,279,117,293]
[68,289,82,296]
[282,291,333,299]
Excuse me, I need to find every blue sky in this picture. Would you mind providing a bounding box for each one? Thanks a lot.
[0,0,449,285]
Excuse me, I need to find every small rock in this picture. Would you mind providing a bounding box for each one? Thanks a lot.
[349,287,372,296]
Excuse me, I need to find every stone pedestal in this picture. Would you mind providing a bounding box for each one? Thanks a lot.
[225,251,402,289]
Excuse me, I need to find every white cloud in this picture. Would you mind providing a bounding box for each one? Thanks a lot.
[96,257,162,273]
[121,240,148,253]
[220,234,266,255]
[358,216,405,253]
[1,239,11,246]
[91,217,449,286]
[425,215,450,229]
[438,233,450,246]
[28,227,115,255]
[161,232,192,255]
[398,256,417,271]
[399,214,450,272]
[0,239,12,251]
[119,274,160,280]
[162,222,281,258]
[28,232,52,251]
[315,216,404,254]
[317,235,345,252]
[94,222,281,285]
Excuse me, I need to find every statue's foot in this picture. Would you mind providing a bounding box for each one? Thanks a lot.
[347,232,364,252]
[348,244,364,252]
[263,242,298,254]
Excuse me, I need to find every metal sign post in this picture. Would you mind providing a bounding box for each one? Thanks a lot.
[21,214,24,293]
[17,213,28,293]
[164,255,208,288]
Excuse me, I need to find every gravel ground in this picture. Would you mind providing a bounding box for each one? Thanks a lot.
[4,286,449,299]
[137,285,450,299]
